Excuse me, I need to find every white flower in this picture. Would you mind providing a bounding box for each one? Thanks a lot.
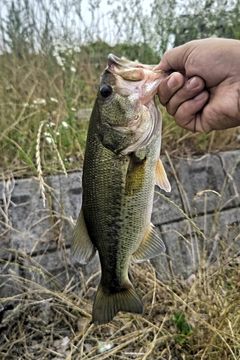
[44,132,53,144]
[70,66,76,73]
[56,55,64,67]
[45,136,52,143]
[74,46,81,53]
[52,49,58,57]
[50,97,58,103]
[46,122,56,127]
[71,107,76,112]
[33,98,46,106]
[61,121,69,128]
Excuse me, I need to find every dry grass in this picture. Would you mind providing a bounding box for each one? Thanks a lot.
[1,49,240,181]
[0,50,97,179]
[1,162,240,358]
[1,246,240,359]
[1,40,240,360]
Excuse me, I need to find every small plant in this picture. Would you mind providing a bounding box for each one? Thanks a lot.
[173,311,193,344]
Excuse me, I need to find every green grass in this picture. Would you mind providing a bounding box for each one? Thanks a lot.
[1,45,240,181]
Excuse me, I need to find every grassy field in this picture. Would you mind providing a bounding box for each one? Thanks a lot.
[1,247,240,359]
[1,44,240,181]
[1,43,240,359]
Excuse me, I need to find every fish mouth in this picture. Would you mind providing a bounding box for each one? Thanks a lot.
[108,53,155,71]
[106,54,169,104]
[107,53,167,76]
[100,54,166,155]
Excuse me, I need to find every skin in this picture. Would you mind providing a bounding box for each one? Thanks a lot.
[155,38,240,133]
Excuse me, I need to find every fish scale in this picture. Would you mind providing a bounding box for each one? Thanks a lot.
[71,54,171,324]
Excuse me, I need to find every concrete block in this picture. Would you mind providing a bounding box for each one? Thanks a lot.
[47,172,82,220]
[0,177,15,256]
[217,207,240,256]
[0,259,20,298]
[47,172,82,246]
[157,207,240,279]
[6,178,57,255]
[151,159,184,226]
[150,251,172,282]
[175,154,232,216]
[218,150,240,206]
[1,150,239,283]
[155,218,201,279]
[150,225,171,281]
[0,174,82,256]
[24,248,100,292]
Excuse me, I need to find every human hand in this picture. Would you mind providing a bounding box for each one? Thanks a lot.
[156,38,240,133]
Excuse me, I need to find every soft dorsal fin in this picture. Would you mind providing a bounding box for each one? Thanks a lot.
[155,158,171,192]
[132,223,166,263]
[71,209,96,265]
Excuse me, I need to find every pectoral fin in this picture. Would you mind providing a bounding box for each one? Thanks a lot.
[155,158,171,192]
[71,209,96,265]
[132,223,166,263]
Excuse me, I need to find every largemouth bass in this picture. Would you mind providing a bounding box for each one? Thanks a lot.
[71,54,171,325]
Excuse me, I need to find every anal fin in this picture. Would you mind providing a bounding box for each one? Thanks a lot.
[132,223,166,263]
[71,209,96,265]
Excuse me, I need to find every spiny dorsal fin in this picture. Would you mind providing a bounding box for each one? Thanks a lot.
[71,209,96,265]
[155,158,171,192]
[132,223,166,263]
[92,280,143,325]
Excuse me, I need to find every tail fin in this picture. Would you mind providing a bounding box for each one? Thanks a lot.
[92,281,143,325]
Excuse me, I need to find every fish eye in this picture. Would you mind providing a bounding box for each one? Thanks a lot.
[100,85,112,98]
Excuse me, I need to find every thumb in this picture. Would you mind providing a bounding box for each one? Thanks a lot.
[155,45,187,72]
[154,57,171,72]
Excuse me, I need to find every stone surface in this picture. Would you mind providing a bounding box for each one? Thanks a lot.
[23,248,101,292]
[0,258,20,298]
[48,172,82,220]
[153,207,240,279]
[0,150,240,292]
[151,159,184,225]
[46,172,82,246]
[0,177,57,255]
[173,154,232,215]
[218,150,240,207]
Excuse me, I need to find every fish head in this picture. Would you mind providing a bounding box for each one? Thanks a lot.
[95,54,168,155]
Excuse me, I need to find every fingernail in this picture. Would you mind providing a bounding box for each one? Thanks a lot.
[194,92,206,101]
[187,77,199,90]
[167,74,178,89]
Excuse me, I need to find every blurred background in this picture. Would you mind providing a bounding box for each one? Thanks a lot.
[1,0,240,179]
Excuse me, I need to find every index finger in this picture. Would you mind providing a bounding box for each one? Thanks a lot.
[157,72,185,106]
